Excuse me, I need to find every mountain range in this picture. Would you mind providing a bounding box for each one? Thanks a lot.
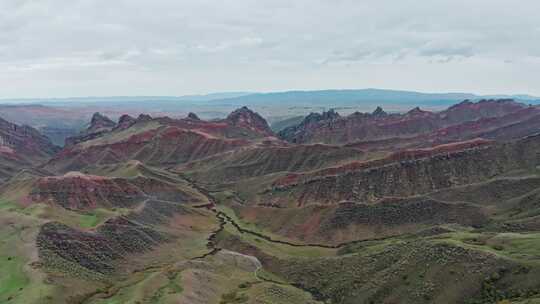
[1,98,540,303]
[2,88,539,147]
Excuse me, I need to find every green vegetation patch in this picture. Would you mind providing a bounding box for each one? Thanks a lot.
[432,232,540,264]
[0,214,55,303]
[0,199,21,211]
[0,254,28,302]
[220,290,249,304]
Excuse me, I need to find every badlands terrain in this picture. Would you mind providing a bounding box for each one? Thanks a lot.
[2,99,540,303]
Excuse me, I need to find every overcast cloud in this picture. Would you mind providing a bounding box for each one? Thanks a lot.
[1,0,539,98]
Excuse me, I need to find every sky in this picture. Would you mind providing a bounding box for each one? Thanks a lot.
[1,0,540,98]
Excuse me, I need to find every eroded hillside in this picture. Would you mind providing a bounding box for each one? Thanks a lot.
[2,102,540,304]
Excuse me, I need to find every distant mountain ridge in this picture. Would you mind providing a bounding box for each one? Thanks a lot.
[278,99,532,144]
[1,89,539,148]
[1,88,538,106]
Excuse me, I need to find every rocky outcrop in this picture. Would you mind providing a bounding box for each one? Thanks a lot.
[137,114,152,122]
[225,106,274,137]
[65,112,117,146]
[187,112,200,120]
[115,114,136,130]
[89,112,116,132]
[277,110,341,144]
[372,106,387,116]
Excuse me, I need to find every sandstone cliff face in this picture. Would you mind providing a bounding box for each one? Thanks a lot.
[266,135,540,206]
[0,116,58,181]
[0,116,58,158]
[278,99,529,145]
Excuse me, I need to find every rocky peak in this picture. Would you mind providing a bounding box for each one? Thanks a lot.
[187,112,200,120]
[137,114,153,122]
[446,99,476,112]
[303,112,323,124]
[302,109,340,125]
[66,113,117,146]
[89,112,116,132]
[116,114,136,130]
[321,109,340,120]
[407,107,428,116]
[118,114,135,124]
[372,106,387,116]
[226,106,273,136]
[277,110,341,143]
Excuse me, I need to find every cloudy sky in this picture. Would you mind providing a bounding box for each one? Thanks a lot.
[1,0,540,98]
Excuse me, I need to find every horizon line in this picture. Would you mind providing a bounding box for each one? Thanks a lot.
[0,87,538,102]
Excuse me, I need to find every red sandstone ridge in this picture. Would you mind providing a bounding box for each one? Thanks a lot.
[272,139,493,188]
[180,142,364,183]
[28,170,204,210]
[267,135,540,206]
[30,172,145,210]
[46,107,274,173]
[388,138,492,161]
[344,106,540,152]
[440,99,526,124]
[278,99,529,145]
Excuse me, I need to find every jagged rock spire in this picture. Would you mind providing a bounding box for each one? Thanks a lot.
[372,106,387,116]
[187,112,200,120]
